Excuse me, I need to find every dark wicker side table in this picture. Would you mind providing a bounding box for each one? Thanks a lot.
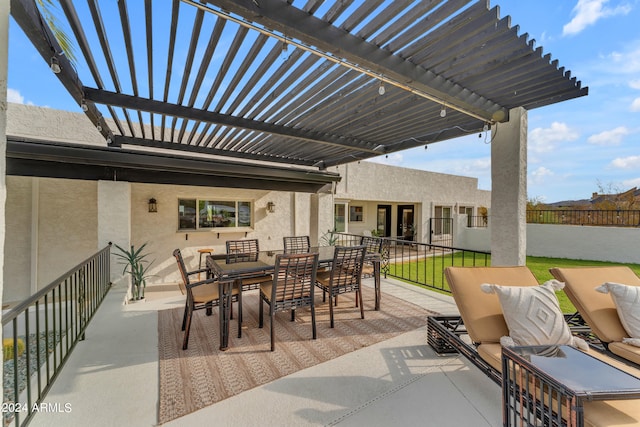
[502,345,640,427]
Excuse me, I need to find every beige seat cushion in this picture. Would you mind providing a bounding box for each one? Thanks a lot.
[191,282,239,304]
[609,341,640,366]
[445,266,539,344]
[315,270,331,287]
[550,267,640,343]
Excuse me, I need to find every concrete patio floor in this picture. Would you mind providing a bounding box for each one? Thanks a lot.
[28,277,502,427]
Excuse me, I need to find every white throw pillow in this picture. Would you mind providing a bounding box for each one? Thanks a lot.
[596,282,640,347]
[481,280,588,350]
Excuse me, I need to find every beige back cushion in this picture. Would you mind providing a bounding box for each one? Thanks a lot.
[445,266,539,344]
[550,266,640,343]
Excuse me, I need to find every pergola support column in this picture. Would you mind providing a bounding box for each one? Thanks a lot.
[490,107,528,266]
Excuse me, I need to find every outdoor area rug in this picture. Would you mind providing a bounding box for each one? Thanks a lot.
[157,289,436,424]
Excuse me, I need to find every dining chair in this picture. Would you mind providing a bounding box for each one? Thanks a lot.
[225,239,272,331]
[226,238,260,263]
[225,239,272,291]
[173,248,242,350]
[283,235,311,253]
[315,245,367,328]
[360,236,382,278]
[259,252,319,351]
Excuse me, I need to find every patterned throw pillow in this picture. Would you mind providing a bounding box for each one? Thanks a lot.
[596,282,640,347]
[481,280,588,350]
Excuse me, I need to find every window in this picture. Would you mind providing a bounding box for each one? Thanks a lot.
[349,206,363,222]
[178,199,253,230]
[334,203,346,232]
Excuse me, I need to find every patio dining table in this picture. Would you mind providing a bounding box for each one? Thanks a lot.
[207,246,381,350]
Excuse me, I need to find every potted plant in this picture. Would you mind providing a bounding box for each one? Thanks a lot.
[114,242,154,301]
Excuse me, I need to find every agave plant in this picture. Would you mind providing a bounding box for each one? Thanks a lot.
[113,243,154,301]
[320,229,339,246]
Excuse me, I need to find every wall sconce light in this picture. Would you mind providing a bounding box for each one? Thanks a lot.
[266,202,275,213]
[148,198,158,213]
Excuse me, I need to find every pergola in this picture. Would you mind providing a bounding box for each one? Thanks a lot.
[8,0,587,192]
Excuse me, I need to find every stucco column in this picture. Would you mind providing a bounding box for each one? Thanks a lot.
[490,107,527,266]
[1,0,9,384]
[309,192,334,246]
[98,181,131,283]
[293,192,310,237]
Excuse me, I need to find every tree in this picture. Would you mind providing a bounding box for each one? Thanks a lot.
[37,0,77,65]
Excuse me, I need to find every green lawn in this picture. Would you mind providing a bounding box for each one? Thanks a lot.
[388,254,640,313]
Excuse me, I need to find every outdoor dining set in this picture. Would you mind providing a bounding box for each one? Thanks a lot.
[172,236,382,352]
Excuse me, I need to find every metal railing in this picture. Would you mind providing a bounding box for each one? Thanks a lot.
[2,244,112,427]
[467,215,489,228]
[336,233,490,293]
[527,209,640,227]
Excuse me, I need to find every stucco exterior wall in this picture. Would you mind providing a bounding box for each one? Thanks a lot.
[527,224,640,264]
[128,183,309,284]
[335,162,488,204]
[6,103,105,146]
[333,161,490,241]
[3,177,31,302]
[3,176,98,304]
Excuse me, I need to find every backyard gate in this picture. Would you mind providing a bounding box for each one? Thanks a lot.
[429,217,453,247]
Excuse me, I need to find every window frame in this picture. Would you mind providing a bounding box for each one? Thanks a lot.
[349,205,364,222]
[177,198,254,232]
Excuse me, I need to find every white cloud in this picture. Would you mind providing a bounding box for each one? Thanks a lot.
[530,166,554,185]
[611,155,640,169]
[7,88,25,104]
[587,126,630,145]
[631,97,640,112]
[608,45,640,74]
[623,177,640,188]
[630,80,640,90]
[529,122,579,153]
[563,0,631,36]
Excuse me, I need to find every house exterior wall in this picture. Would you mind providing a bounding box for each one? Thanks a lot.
[3,176,98,304]
[333,162,491,241]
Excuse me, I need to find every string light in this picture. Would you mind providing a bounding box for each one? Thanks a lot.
[440,105,447,118]
[50,56,61,74]
[378,81,385,95]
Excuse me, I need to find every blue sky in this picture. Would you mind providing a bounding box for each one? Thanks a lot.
[6,0,640,203]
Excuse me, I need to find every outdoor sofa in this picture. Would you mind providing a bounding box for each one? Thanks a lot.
[427,266,640,427]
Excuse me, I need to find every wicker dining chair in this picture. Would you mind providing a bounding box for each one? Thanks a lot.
[360,236,382,278]
[224,239,272,289]
[315,245,367,328]
[173,248,241,350]
[283,235,311,253]
[225,238,260,263]
[259,252,319,351]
